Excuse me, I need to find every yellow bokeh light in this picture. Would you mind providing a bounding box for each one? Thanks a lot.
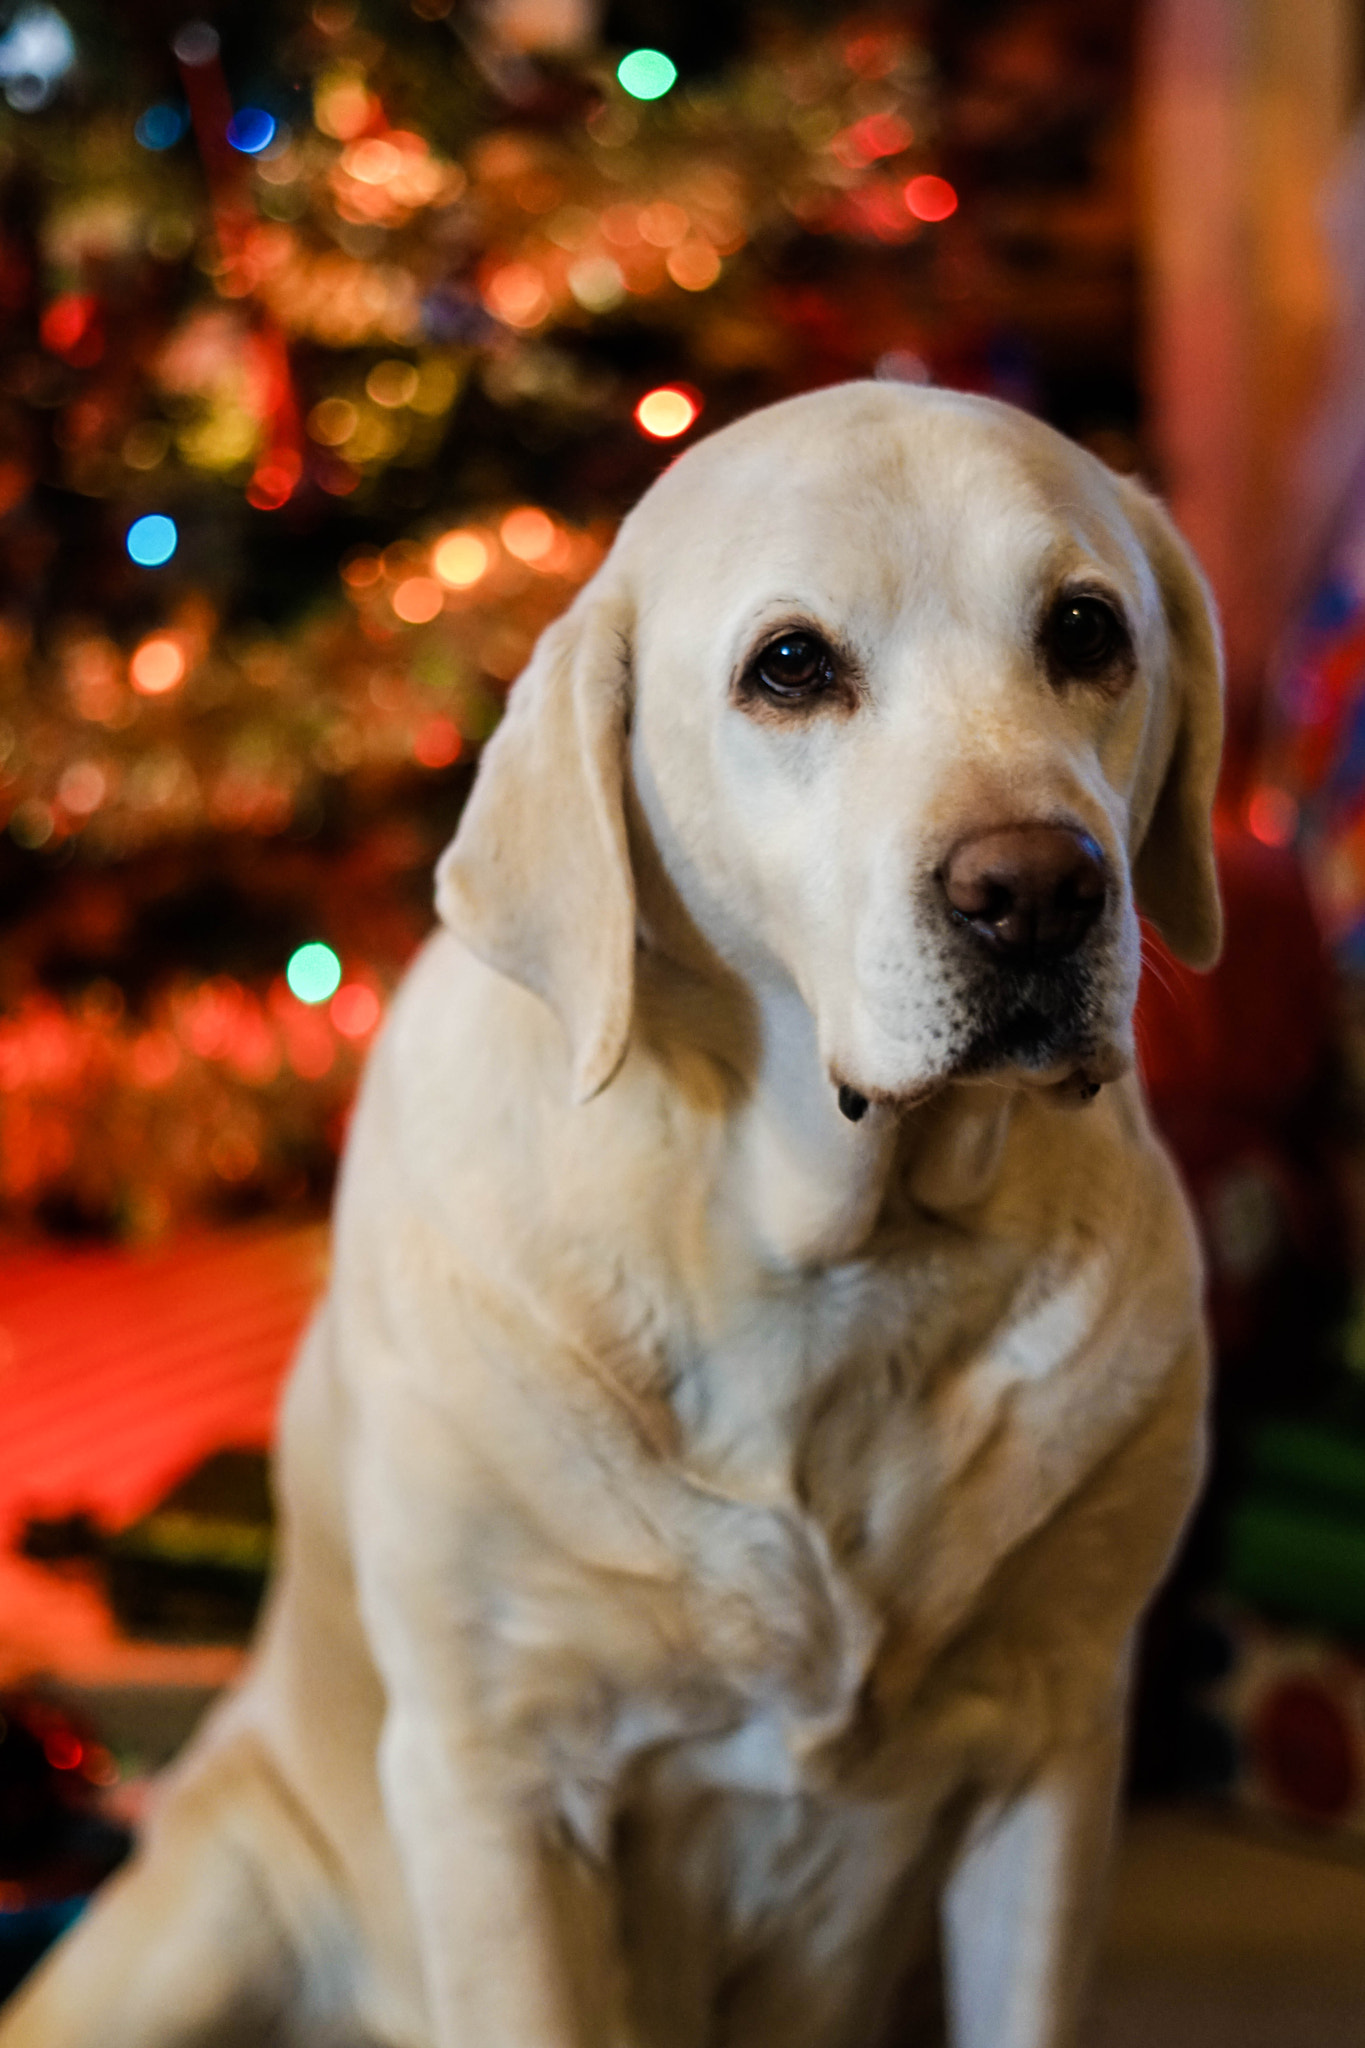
[307,397,359,445]
[634,386,700,440]
[432,531,490,588]
[365,359,419,409]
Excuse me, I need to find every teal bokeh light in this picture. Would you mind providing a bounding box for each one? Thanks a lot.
[616,48,676,101]
[287,942,342,1005]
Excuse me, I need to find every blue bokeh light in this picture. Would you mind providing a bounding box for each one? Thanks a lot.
[126,514,178,568]
[226,107,276,155]
[135,102,186,150]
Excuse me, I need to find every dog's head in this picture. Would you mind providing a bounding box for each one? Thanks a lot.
[437,383,1222,1113]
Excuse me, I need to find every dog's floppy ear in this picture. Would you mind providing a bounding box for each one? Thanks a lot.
[435,587,635,1101]
[1122,481,1225,969]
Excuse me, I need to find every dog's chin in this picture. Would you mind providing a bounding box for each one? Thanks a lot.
[829,1026,1133,1123]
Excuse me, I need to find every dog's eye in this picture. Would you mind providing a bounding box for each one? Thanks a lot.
[751,631,837,703]
[1044,595,1128,677]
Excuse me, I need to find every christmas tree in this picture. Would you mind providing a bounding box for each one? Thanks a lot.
[0,0,1139,1238]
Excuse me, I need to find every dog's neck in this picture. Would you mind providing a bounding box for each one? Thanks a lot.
[726,973,898,1266]
[730,975,1024,1265]
[634,943,1020,1268]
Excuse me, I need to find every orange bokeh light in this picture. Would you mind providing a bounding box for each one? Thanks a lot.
[482,262,551,330]
[904,174,958,223]
[500,507,557,563]
[432,531,489,588]
[129,635,187,696]
[340,550,382,589]
[666,242,720,292]
[391,575,444,623]
[634,386,701,440]
[343,137,401,185]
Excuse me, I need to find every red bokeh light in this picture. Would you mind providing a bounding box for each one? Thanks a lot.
[1246,786,1299,847]
[904,175,958,223]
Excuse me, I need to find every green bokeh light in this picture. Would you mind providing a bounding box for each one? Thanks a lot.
[287,941,342,1005]
[616,48,677,101]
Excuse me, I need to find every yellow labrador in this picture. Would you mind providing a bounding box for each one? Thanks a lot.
[1,383,1221,2048]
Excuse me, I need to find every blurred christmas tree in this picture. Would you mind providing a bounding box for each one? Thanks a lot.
[0,0,1138,1239]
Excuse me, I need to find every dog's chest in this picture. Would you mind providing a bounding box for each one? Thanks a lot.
[665,1221,1024,1560]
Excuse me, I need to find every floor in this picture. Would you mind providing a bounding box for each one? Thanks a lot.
[1092,1807,1365,2046]
[2,1222,1363,2039]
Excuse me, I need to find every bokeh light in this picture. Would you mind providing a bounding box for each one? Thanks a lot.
[135,103,186,150]
[413,715,461,768]
[126,513,178,567]
[1247,787,1299,848]
[904,174,958,222]
[634,386,700,439]
[391,575,443,623]
[366,359,419,408]
[483,262,551,329]
[307,397,358,445]
[286,941,343,1004]
[226,108,277,155]
[666,242,720,291]
[432,530,489,588]
[617,48,677,101]
[129,635,187,695]
[500,507,556,563]
[331,983,381,1039]
[0,5,77,112]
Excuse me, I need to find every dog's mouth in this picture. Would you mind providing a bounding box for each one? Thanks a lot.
[832,977,1131,1123]
[833,1046,1124,1123]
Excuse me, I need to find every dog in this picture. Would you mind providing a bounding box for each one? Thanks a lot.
[0,381,1222,2048]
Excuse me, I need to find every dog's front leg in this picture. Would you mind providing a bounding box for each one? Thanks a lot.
[345,1424,639,2048]
[941,1711,1122,2048]
[377,1706,629,2048]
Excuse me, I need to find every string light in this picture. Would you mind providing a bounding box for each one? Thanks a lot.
[634,386,700,439]
[126,514,178,567]
[286,942,342,1004]
[617,48,676,101]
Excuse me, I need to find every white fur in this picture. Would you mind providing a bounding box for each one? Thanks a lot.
[0,384,1222,2048]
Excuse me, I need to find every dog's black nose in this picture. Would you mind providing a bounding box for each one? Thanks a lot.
[940,825,1106,966]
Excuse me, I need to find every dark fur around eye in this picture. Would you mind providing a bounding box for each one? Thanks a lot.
[1042,594,1131,681]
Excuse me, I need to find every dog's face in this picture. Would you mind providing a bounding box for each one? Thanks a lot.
[438,384,1222,1111]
